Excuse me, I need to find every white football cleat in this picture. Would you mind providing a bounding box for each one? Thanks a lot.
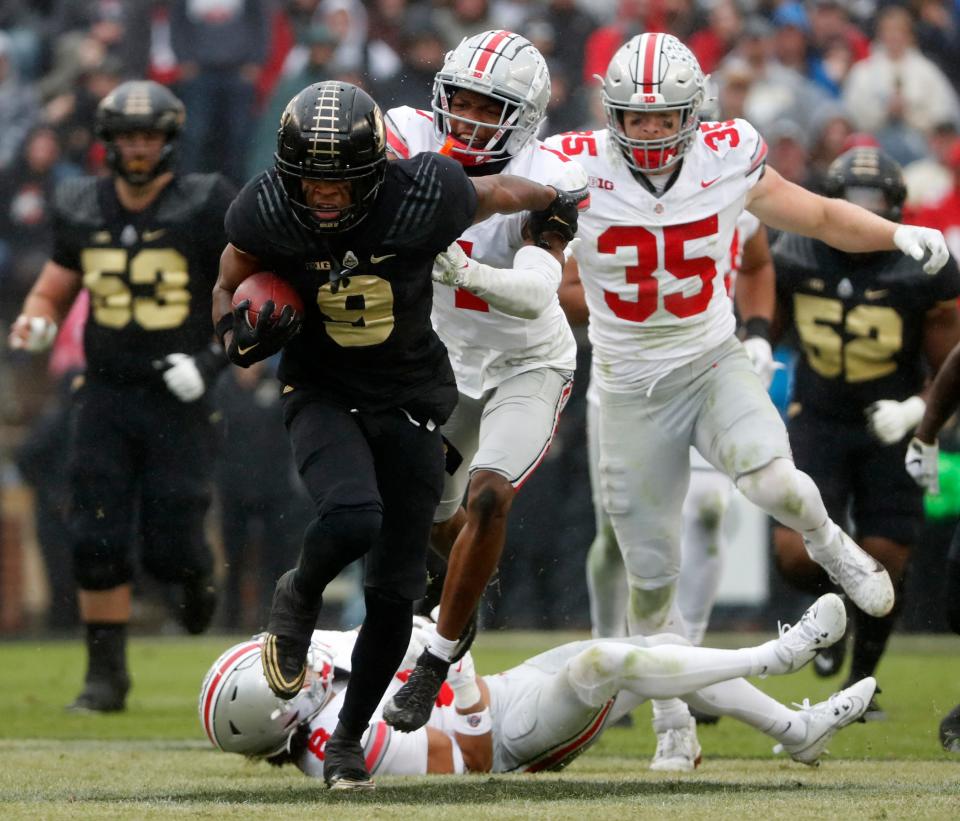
[806,531,894,617]
[769,593,847,675]
[650,717,702,772]
[776,677,877,766]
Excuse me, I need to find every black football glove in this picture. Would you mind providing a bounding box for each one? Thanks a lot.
[225,299,301,367]
[527,187,588,248]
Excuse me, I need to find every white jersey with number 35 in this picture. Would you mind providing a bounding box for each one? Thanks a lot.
[387,106,586,398]
[545,120,767,393]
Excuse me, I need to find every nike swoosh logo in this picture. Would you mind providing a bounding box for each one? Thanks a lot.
[370,253,397,264]
[701,177,721,188]
[864,289,888,300]
[237,343,259,355]
[142,228,167,241]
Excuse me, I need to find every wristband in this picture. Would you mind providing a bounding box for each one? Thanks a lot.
[743,316,771,342]
[453,707,492,736]
[215,312,235,347]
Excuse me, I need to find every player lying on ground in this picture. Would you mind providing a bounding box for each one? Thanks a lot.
[201,593,875,781]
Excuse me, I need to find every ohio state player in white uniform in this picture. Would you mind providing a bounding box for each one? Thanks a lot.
[546,30,949,759]
[381,30,589,738]
[200,594,877,781]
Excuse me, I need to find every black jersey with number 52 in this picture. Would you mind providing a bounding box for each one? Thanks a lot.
[224,153,478,423]
[773,233,960,421]
[50,173,235,385]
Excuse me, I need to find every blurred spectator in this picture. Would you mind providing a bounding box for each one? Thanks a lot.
[432,0,498,49]
[582,0,659,85]
[43,54,124,173]
[903,120,960,207]
[539,0,598,90]
[734,14,830,135]
[843,4,959,155]
[374,25,447,110]
[688,0,744,75]
[541,60,590,135]
[712,56,755,120]
[807,0,870,96]
[771,1,812,75]
[914,0,960,93]
[170,0,268,186]
[0,1,50,80]
[662,0,703,42]
[212,361,308,632]
[765,119,814,186]
[910,138,960,260]
[0,30,40,172]
[807,102,857,190]
[322,0,371,73]
[0,126,80,325]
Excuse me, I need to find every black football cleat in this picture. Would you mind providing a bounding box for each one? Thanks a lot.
[813,614,848,678]
[66,673,130,713]
[178,575,217,635]
[261,570,319,699]
[323,730,374,791]
[382,649,449,732]
[939,703,960,752]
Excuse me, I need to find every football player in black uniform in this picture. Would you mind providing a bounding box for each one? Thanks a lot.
[904,338,960,751]
[8,81,236,712]
[212,80,582,791]
[771,147,960,718]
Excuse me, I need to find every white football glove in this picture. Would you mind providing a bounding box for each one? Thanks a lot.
[161,353,205,402]
[432,242,472,288]
[8,314,58,352]
[742,336,781,390]
[893,224,949,274]
[865,396,925,444]
[905,436,940,494]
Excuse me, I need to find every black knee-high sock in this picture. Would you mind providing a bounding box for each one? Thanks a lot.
[294,510,381,602]
[337,587,413,738]
[846,576,906,685]
[85,622,128,681]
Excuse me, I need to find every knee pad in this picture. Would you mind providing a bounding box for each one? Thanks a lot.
[73,539,133,590]
[140,499,212,584]
[627,583,678,634]
[567,644,624,707]
[736,458,821,529]
[624,545,680,591]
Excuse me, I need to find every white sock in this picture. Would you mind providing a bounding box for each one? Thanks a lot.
[652,698,690,734]
[686,679,805,744]
[428,633,458,663]
[803,517,840,554]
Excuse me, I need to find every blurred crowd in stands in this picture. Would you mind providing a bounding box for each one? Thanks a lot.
[3,0,960,635]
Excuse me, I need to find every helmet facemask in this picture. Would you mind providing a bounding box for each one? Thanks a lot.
[276,161,385,233]
[601,33,706,174]
[431,30,550,168]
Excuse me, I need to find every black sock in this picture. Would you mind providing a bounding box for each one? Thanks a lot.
[337,588,412,736]
[85,622,128,681]
[847,577,905,684]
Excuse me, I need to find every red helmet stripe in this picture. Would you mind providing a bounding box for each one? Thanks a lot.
[473,30,512,75]
[201,641,262,746]
[640,33,662,94]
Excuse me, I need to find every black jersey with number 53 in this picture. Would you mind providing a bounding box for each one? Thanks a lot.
[50,173,235,385]
[224,153,478,423]
[773,233,960,421]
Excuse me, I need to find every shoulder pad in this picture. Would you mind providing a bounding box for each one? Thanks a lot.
[698,119,767,178]
[156,173,228,223]
[53,177,101,225]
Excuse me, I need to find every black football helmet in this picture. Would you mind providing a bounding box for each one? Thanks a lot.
[275,81,388,233]
[822,147,907,222]
[95,80,185,184]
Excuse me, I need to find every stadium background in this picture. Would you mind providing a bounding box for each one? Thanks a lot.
[1,0,960,639]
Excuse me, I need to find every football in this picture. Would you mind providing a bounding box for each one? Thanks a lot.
[232,272,304,327]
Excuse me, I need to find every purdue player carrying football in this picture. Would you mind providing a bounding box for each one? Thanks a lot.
[8,80,236,712]
[211,80,583,791]
[772,147,960,719]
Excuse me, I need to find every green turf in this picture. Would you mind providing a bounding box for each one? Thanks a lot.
[1,631,958,819]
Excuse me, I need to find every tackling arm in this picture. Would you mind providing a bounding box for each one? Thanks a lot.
[735,228,779,389]
[470,175,557,224]
[916,330,960,444]
[557,255,589,327]
[747,167,947,272]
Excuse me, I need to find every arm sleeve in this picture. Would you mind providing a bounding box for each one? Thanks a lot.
[450,245,563,319]
[224,178,273,259]
[926,254,960,305]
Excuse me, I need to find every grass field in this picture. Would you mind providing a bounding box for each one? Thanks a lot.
[2,630,958,819]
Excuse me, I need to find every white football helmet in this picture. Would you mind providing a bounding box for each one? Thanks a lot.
[199,638,334,757]
[601,33,707,173]
[432,29,550,166]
